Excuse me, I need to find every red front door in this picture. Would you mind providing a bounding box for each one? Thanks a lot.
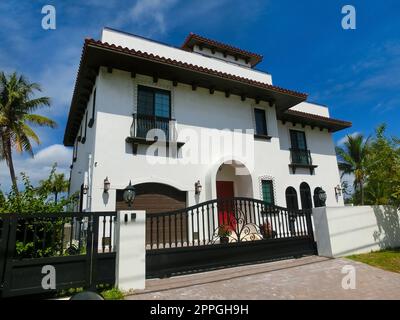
[216,181,236,230]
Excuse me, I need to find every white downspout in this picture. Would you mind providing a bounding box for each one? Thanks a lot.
[86,153,92,212]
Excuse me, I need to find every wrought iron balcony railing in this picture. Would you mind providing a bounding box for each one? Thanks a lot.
[126,113,184,154]
[133,114,175,140]
[290,148,312,165]
[289,148,317,174]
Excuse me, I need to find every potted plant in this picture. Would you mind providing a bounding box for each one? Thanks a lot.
[259,221,276,239]
[218,224,232,244]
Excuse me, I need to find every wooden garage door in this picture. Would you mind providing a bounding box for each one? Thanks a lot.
[116,183,187,247]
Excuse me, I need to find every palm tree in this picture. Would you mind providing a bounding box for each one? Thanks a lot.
[0,71,56,192]
[39,169,70,204]
[50,173,70,204]
[336,134,370,205]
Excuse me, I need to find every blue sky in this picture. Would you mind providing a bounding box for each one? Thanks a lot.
[0,0,399,191]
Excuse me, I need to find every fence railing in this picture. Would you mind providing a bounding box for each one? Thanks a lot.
[5,212,117,259]
[0,212,117,298]
[145,197,314,250]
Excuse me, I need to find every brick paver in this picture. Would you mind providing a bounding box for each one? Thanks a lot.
[126,256,400,300]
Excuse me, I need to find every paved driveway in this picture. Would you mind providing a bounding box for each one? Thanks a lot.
[127,256,400,300]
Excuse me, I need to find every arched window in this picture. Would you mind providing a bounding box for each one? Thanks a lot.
[285,187,298,235]
[285,187,299,211]
[300,182,313,210]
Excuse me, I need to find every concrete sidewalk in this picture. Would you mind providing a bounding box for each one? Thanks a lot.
[126,256,400,300]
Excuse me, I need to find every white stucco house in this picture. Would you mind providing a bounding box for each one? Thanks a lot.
[64,27,351,215]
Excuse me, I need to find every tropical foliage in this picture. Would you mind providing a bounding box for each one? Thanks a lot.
[0,165,74,213]
[338,124,400,207]
[38,165,70,204]
[0,71,56,192]
[336,133,370,204]
[363,124,400,206]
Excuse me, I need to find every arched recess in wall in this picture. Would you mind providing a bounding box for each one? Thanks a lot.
[116,182,188,248]
[313,187,324,207]
[116,183,187,214]
[300,182,313,210]
[285,187,299,211]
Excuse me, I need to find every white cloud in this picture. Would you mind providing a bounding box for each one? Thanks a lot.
[0,144,72,193]
[311,40,400,110]
[37,58,77,117]
[337,132,361,146]
[113,0,178,36]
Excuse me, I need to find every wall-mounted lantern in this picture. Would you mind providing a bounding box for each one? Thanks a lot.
[82,184,89,195]
[123,180,136,207]
[195,180,202,195]
[334,185,343,197]
[103,177,111,193]
[318,189,327,206]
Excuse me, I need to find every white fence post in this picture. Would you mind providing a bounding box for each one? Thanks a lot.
[115,210,146,291]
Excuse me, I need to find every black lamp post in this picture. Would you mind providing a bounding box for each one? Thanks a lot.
[123,180,136,207]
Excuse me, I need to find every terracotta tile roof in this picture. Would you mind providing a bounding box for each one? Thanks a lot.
[64,38,309,146]
[84,38,306,98]
[181,33,263,67]
[278,109,352,132]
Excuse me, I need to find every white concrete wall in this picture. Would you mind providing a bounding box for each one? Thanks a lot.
[101,28,272,85]
[313,206,400,257]
[192,45,252,68]
[71,67,345,214]
[290,101,330,117]
[69,78,100,211]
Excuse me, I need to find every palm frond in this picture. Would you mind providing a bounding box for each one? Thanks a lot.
[24,114,57,128]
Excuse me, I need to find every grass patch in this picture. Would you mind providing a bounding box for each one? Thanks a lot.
[347,248,400,274]
[100,287,125,300]
[55,285,125,300]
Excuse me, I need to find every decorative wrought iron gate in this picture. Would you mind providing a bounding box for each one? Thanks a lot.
[0,212,117,298]
[146,198,317,278]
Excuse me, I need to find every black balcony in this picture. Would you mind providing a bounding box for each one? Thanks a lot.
[289,148,318,174]
[126,114,185,154]
[136,114,170,139]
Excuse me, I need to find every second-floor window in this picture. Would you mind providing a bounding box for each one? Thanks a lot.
[137,85,171,138]
[290,130,310,165]
[254,108,268,136]
[290,130,307,150]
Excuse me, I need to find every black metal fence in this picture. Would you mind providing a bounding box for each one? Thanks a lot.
[146,198,317,278]
[0,212,117,298]
[146,197,313,249]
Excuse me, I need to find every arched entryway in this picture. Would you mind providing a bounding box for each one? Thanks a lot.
[215,160,253,235]
[300,182,313,210]
[215,160,253,199]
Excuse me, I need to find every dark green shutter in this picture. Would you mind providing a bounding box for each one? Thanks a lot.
[262,180,274,205]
